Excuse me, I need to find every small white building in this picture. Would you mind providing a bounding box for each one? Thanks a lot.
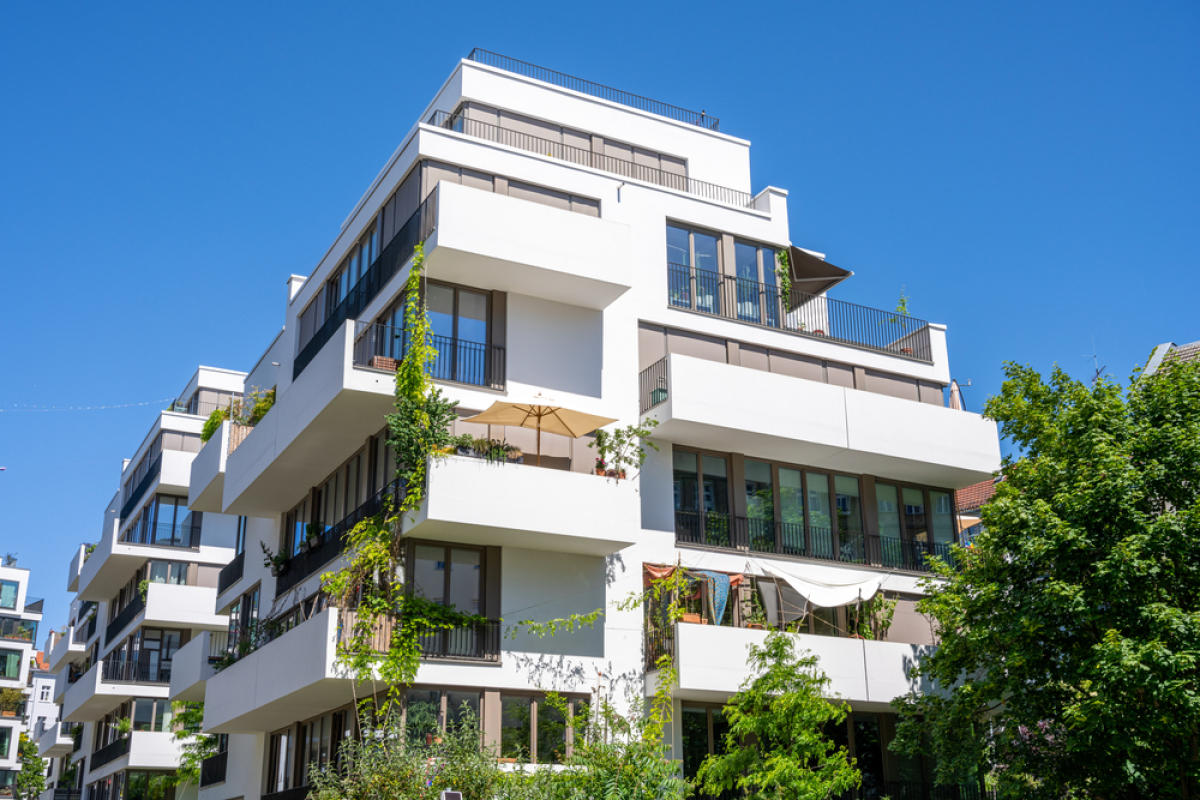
[0,563,43,796]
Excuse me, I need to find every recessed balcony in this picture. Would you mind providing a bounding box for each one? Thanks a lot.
[641,354,999,489]
[47,626,86,673]
[34,720,74,759]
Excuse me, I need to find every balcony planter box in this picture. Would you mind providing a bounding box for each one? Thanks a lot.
[368,356,397,371]
[681,613,703,624]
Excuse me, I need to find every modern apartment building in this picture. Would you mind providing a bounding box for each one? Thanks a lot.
[43,367,247,800]
[0,564,43,797]
[154,49,1003,800]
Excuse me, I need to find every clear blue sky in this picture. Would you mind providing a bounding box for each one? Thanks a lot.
[2,2,1197,633]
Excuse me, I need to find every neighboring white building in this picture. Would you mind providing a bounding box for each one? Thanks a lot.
[0,563,43,797]
[152,49,1003,800]
[42,368,249,800]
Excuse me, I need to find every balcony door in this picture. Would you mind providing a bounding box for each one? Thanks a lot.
[427,284,489,386]
[411,544,484,658]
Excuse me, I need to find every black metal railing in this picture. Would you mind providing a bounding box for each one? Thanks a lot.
[89,737,130,771]
[217,551,245,596]
[294,193,438,380]
[120,517,202,549]
[262,785,310,800]
[169,398,242,418]
[428,110,748,207]
[867,783,995,800]
[353,323,506,390]
[53,788,82,800]
[644,625,673,672]
[104,594,145,645]
[668,263,933,362]
[86,614,97,641]
[638,357,669,413]
[119,454,161,520]
[101,657,172,684]
[23,596,43,614]
[275,478,405,598]
[200,751,228,787]
[465,49,720,131]
[417,619,502,662]
[674,511,957,573]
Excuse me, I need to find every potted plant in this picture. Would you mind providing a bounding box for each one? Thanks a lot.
[261,543,287,577]
[594,457,607,476]
[305,524,320,551]
[116,717,133,738]
[588,420,660,482]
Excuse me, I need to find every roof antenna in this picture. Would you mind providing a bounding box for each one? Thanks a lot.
[1085,336,1106,386]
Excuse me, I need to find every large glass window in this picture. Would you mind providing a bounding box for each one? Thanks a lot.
[672,451,730,547]
[930,491,955,545]
[0,617,35,644]
[806,472,834,558]
[744,460,775,552]
[235,517,248,556]
[267,728,292,794]
[0,727,11,759]
[0,649,21,679]
[381,283,491,386]
[0,582,15,610]
[124,771,174,800]
[734,241,761,322]
[667,225,722,314]
[779,468,805,555]
[299,711,345,785]
[680,706,729,780]
[835,475,864,562]
[500,694,585,764]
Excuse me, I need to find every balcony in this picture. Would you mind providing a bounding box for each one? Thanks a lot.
[168,630,227,703]
[200,751,228,787]
[673,511,957,574]
[86,731,181,781]
[104,583,226,647]
[352,325,505,391]
[668,263,933,362]
[48,626,86,674]
[0,617,36,644]
[119,454,160,520]
[62,658,171,722]
[35,719,74,759]
[202,607,501,733]
[274,478,403,599]
[653,621,934,709]
[427,109,746,206]
[216,551,244,597]
[641,354,999,489]
[402,455,639,557]
[75,515,226,603]
[292,179,631,382]
[67,544,86,593]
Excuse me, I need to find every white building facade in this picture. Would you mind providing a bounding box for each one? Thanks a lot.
[0,564,43,797]
[42,368,250,800]
[89,50,994,800]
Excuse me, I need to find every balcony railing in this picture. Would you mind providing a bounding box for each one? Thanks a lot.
[120,517,202,549]
[338,609,501,663]
[0,617,36,643]
[465,48,720,131]
[294,193,437,380]
[53,790,82,800]
[86,614,97,641]
[262,786,310,800]
[353,323,506,391]
[89,737,130,771]
[217,551,245,596]
[275,478,405,598]
[119,454,161,520]
[667,263,933,362]
[104,594,145,645]
[168,397,242,418]
[200,751,228,787]
[101,657,172,684]
[427,109,749,207]
[638,357,669,414]
[206,630,229,662]
[674,511,957,573]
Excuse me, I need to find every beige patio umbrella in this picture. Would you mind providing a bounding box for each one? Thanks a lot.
[461,394,617,466]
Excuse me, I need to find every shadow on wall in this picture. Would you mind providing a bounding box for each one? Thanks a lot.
[506,295,603,399]
[502,549,607,659]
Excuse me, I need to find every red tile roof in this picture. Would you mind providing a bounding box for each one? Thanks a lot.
[956,479,997,513]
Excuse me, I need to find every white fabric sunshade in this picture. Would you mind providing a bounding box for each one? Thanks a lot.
[761,562,889,609]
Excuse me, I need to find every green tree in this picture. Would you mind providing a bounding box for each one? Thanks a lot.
[170,702,219,792]
[15,733,45,800]
[893,359,1200,799]
[696,631,859,800]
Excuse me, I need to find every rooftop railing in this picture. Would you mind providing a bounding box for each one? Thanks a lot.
[427,109,750,207]
[294,193,437,380]
[667,263,933,362]
[353,323,506,391]
[466,48,720,131]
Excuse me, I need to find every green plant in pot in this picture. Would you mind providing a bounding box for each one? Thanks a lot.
[116,717,133,738]
[261,542,287,576]
[588,419,659,480]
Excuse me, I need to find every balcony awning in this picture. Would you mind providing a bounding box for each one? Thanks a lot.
[788,246,853,298]
[762,561,886,609]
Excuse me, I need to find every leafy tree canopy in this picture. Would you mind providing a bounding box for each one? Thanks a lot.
[893,359,1200,799]
[697,631,860,800]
